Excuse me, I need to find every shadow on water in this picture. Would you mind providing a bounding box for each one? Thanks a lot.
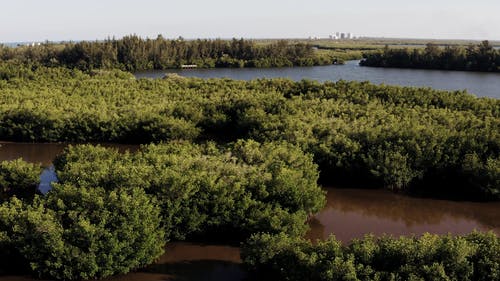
[0,261,245,281]
[128,260,244,281]
[0,243,246,281]
[108,242,245,281]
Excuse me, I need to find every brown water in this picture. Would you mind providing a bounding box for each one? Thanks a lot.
[0,243,243,281]
[1,143,499,281]
[0,142,138,167]
[307,188,500,243]
[0,142,67,167]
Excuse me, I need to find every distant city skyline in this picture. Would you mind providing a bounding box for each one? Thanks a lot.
[1,0,499,42]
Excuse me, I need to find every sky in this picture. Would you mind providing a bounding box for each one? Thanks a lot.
[1,0,499,42]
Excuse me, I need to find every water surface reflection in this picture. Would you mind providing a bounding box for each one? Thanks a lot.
[307,188,500,242]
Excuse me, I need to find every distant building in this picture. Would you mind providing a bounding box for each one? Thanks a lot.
[25,42,41,47]
[330,32,357,40]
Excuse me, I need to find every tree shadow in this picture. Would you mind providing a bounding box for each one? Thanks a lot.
[140,260,246,281]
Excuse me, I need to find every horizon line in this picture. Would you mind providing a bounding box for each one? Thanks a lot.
[2,35,500,45]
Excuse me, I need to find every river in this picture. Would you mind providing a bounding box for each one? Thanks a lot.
[1,142,499,281]
[135,61,500,99]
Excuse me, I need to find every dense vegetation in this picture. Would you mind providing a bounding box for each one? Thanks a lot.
[361,41,500,72]
[0,36,338,71]
[53,141,324,239]
[0,159,41,202]
[0,59,498,279]
[0,64,498,199]
[0,141,325,279]
[242,232,500,281]
[0,186,165,279]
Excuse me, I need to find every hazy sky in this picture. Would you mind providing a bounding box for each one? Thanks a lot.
[1,0,499,42]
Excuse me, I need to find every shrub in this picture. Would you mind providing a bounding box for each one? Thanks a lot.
[54,141,325,240]
[0,185,165,280]
[242,232,500,281]
[0,159,41,202]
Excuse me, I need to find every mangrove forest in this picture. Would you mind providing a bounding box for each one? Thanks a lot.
[0,54,498,280]
[360,41,500,72]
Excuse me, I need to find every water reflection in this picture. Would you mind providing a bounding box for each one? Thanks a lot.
[0,142,66,167]
[134,61,500,98]
[0,142,138,167]
[38,166,57,194]
[109,243,244,281]
[307,188,500,243]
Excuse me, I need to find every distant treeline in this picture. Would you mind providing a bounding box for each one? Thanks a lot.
[360,41,500,72]
[0,63,498,200]
[0,35,336,71]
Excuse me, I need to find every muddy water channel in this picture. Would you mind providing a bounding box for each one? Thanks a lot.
[1,142,499,281]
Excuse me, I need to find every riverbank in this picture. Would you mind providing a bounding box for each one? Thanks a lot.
[134,60,500,98]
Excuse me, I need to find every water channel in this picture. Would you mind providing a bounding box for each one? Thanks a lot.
[135,61,500,99]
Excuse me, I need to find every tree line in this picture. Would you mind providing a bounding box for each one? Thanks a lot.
[0,35,337,71]
[360,41,500,72]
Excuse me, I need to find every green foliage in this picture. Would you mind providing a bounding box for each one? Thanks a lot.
[242,233,358,281]
[0,198,40,274]
[54,140,324,240]
[0,186,165,280]
[242,232,500,281]
[462,154,500,198]
[0,37,331,71]
[0,67,498,199]
[465,232,500,281]
[361,41,500,72]
[0,159,42,202]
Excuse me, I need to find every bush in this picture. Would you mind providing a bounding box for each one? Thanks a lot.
[54,140,325,240]
[0,185,165,280]
[242,233,358,281]
[0,159,42,202]
[242,232,500,281]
